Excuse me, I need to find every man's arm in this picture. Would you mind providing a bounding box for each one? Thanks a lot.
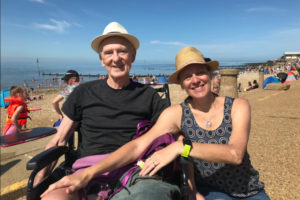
[34,116,78,186]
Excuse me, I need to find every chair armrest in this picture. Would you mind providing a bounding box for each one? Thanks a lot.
[179,157,193,200]
[179,156,193,165]
[27,146,68,171]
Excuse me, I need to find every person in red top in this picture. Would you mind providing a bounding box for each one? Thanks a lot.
[3,86,30,135]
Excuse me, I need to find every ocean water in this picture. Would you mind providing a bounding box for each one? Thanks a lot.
[1,59,251,90]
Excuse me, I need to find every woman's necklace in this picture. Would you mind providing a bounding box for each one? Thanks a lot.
[196,95,216,129]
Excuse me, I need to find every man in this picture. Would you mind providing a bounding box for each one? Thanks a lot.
[37,22,180,200]
[52,70,80,124]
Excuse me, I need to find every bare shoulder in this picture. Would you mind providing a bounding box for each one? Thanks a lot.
[162,104,182,116]
[233,97,250,107]
[154,104,182,134]
[232,97,251,114]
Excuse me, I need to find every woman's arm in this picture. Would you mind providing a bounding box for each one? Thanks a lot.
[41,105,182,197]
[140,98,251,177]
[52,94,64,120]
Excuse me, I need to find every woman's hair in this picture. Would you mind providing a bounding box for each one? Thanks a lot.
[10,86,27,97]
[253,80,257,84]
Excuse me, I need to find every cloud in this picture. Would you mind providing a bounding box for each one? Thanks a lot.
[33,19,71,33]
[29,0,45,4]
[245,6,286,13]
[150,40,235,51]
[278,28,300,36]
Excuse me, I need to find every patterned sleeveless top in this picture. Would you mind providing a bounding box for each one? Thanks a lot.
[180,97,264,197]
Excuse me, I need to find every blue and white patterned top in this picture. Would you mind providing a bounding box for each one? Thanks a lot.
[61,84,78,99]
[180,97,264,197]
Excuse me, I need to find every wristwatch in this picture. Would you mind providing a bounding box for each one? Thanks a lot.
[181,138,193,158]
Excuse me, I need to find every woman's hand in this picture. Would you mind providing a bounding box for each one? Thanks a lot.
[191,191,205,200]
[139,141,183,176]
[40,170,91,198]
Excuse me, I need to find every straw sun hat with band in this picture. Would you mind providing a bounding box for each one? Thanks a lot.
[168,46,219,84]
[91,22,140,53]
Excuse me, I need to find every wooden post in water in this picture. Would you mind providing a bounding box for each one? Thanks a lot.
[219,69,239,98]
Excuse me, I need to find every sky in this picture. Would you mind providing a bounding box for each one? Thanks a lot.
[2,0,300,65]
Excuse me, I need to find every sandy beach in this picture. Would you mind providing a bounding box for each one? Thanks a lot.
[1,75,299,200]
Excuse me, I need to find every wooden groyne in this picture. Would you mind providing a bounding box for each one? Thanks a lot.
[41,72,170,78]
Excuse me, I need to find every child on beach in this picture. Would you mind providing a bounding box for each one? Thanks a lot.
[52,70,80,126]
[3,86,30,135]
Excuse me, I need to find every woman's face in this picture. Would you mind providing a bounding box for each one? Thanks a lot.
[179,64,212,99]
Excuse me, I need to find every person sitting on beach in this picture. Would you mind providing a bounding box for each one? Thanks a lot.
[252,79,259,89]
[238,83,242,92]
[211,73,221,95]
[37,22,179,200]
[52,70,80,122]
[42,46,270,200]
[3,86,31,135]
[244,81,253,91]
[245,80,259,91]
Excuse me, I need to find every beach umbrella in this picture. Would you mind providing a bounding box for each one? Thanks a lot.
[263,76,280,88]
[284,72,296,84]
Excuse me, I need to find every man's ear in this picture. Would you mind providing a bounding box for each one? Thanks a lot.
[131,50,136,63]
[99,54,105,67]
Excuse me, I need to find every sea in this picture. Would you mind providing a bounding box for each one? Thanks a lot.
[0,59,258,90]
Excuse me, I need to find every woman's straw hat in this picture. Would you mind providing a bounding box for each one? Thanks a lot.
[91,22,140,53]
[168,46,219,84]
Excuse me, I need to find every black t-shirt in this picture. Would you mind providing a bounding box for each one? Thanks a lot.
[62,79,168,158]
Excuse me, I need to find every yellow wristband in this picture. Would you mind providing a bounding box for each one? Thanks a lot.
[137,160,144,168]
[181,144,191,158]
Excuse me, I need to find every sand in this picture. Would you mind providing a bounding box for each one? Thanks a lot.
[1,77,300,200]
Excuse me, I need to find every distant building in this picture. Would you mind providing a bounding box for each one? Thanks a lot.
[284,52,300,60]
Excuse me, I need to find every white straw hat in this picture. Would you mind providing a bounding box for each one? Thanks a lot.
[91,22,140,53]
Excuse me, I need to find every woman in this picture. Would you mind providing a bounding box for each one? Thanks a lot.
[52,69,80,125]
[42,47,269,200]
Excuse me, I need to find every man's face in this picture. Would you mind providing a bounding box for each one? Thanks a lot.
[99,37,136,80]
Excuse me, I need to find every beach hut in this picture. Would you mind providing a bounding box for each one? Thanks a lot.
[0,89,10,108]
[263,76,280,89]
[284,72,297,84]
